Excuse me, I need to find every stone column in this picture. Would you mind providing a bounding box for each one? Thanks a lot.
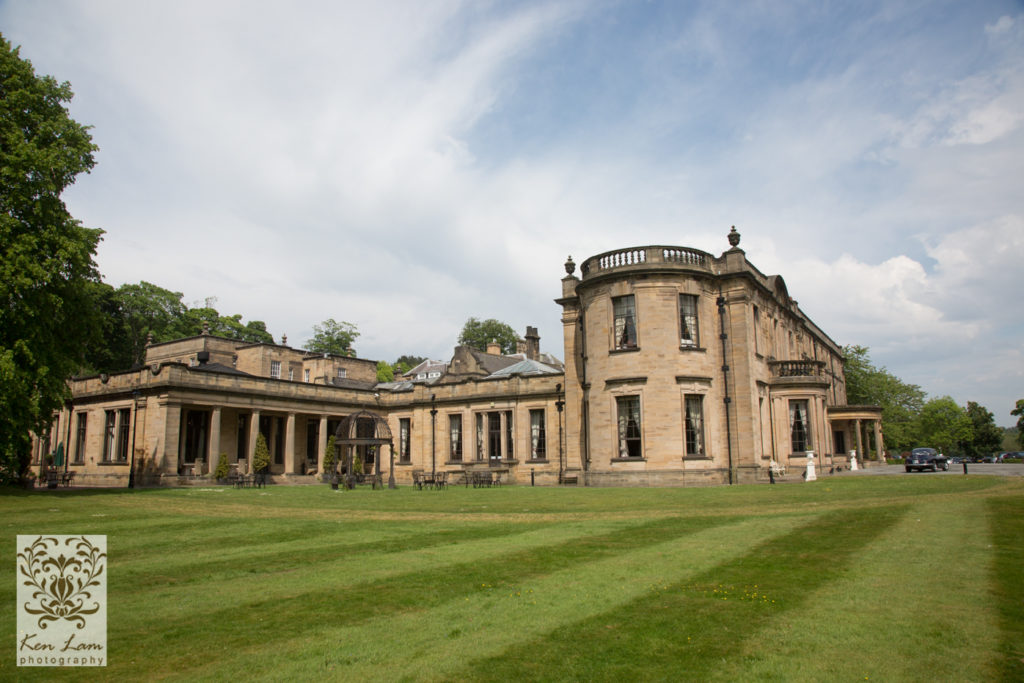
[284,412,297,475]
[318,416,328,475]
[873,420,885,461]
[247,410,261,468]
[206,407,222,475]
[854,419,864,462]
[163,402,182,477]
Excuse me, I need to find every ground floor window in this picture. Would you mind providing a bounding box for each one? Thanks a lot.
[449,415,462,461]
[74,412,87,463]
[117,408,131,462]
[530,409,546,460]
[683,395,705,457]
[790,400,811,453]
[102,410,117,462]
[400,418,411,462]
[616,396,642,458]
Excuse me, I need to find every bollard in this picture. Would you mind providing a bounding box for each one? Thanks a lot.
[531,469,535,486]
[963,459,968,475]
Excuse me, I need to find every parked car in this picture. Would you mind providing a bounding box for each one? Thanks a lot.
[905,447,949,472]
[982,456,998,463]
[997,452,1024,462]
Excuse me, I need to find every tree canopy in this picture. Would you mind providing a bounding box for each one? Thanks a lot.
[0,37,101,481]
[458,317,519,355]
[915,396,973,454]
[305,319,359,356]
[1012,400,1024,448]
[961,401,1003,459]
[842,345,925,452]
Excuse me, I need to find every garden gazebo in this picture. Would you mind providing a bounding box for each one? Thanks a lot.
[334,410,396,489]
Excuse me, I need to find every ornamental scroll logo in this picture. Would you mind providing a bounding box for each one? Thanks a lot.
[17,535,107,667]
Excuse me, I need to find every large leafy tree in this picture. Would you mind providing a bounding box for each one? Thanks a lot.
[1012,400,1024,448]
[961,401,1003,459]
[458,317,519,354]
[115,281,189,364]
[0,37,101,481]
[915,397,973,454]
[306,318,359,356]
[842,345,925,452]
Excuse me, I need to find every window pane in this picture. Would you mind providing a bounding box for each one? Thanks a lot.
[530,409,546,459]
[789,400,810,452]
[449,415,462,461]
[684,395,704,456]
[613,296,637,349]
[680,295,699,347]
[616,396,642,458]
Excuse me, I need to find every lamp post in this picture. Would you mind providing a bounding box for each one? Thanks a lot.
[555,383,565,484]
[430,394,437,478]
[128,390,140,489]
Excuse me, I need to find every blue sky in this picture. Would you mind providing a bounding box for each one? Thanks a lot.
[2,0,1022,424]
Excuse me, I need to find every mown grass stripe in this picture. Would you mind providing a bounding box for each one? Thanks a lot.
[988,495,1024,681]
[201,513,810,682]
[458,504,905,682]
[93,515,737,680]
[716,496,1001,681]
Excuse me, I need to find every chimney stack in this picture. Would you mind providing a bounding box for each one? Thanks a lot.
[525,326,540,361]
[486,339,502,355]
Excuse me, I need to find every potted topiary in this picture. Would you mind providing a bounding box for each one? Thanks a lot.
[323,435,339,489]
[214,452,230,482]
[253,434,271,486]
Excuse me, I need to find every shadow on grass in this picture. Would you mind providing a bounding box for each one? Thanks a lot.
[459,504,907,681]
[988,496,1024,682]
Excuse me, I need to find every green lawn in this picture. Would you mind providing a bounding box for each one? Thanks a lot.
[3,475,1023,681]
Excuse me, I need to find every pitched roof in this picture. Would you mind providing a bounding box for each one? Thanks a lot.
[488,359,562,377]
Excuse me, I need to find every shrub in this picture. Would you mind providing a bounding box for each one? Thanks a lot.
[214,453,230,479]
[253,434,271,473]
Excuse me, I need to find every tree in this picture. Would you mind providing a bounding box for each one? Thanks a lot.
[961,401,1003,459]
[0,37,101,482]
[842,345,926,452]
[115,281,189,365]
[458,317,519,354]
[306,318,359,356]
[915,397,973,454]
[376,360,394,383]
[1012,400,1024,448]
[395,354,427,368]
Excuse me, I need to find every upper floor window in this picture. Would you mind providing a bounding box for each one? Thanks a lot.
[288,368,294,381]
[613,295,637,350]
[304,369,310,383]
[790,399,811,453]
[680,294,699,347]
[270,360,281,379]
[616,396,642,458]
[337,368,347,379]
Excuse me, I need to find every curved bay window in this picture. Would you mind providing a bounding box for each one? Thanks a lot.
[616,396,642,458]
[789,400,811,453]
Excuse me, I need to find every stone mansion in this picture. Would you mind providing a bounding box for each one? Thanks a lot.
[32,229,884,487]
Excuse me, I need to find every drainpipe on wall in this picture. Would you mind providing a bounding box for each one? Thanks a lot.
[718,288,734,485]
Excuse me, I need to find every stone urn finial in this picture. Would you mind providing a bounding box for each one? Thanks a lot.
[728,225,741,248]
[564,256,576,276]
[201,321,210,336]
[281,334,288,346]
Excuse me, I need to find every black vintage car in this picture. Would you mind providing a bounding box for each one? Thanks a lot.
[905,447,949,472]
